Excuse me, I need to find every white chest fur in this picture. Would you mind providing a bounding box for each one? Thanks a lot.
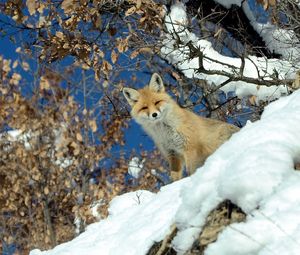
[143,121,186,155]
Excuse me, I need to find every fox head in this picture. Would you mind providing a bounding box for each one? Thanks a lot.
[123,73,173,124]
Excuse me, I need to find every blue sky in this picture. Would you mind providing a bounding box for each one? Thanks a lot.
[0,26,157,163]
[0,2,252,179]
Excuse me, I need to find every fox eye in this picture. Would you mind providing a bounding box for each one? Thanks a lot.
[155,100,162,106]
[140,106,148,111]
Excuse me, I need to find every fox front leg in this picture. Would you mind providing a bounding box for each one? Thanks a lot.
[167,151,184,181]
[184,148,207,175]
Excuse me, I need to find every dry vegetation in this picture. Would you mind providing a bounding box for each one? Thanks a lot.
[0,55,160,251]
[0,1,166,252]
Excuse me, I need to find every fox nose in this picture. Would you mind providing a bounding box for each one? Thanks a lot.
[152,112,158,118]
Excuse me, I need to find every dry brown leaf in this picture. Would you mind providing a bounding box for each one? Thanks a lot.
[171,72,180,81]
[63,111,68,121]
[22,61,30,71]
[81,63,90,70]
[117,38,128,53]
[73,148,80,155]
[111,50,118,64]
[98,49,105,58]
[76,132,83,142]
[214,28,223,39]
[139,47,153,55]
[32,174,40,181]
[249,95,257,105]
[108,27,117,36]
[44,187,49,195]
[258,0,276,10]
[65,179,71,188]
[56,31,64,39]
[40,76,50,90]
[130,50,139,59]
[94,69,100,82]
[93,68,100,82]
[13,184,19,193]
[125,6,136,16]
[37,2,46,13]
[10,73,22,86]
[40,150,47,158]
[94,15,102,29]
[24,196,30,207]
[61,0,75,14]
[13,60,18,69]
[268,0,276,6]
[136,0,142,9]
[26,0,36,16]
[45,235,50,244]
[139,16,147,23]
[102,60,112,75]
[89,119,97,132]
[263,0,269,10]
[70,141,78,149]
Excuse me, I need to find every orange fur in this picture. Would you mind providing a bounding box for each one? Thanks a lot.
[123,73,239,180]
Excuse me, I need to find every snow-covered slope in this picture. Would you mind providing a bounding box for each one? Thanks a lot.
[30,89,300,255]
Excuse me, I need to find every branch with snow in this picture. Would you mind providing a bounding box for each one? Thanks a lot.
[205,0,300,63]
[161,2,300,102]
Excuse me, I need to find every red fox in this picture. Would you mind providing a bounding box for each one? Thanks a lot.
[123,73,239,180]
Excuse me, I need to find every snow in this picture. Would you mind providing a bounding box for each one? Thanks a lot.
[30,184,186,255]
[73,217,81,235]
[90,200,104,220]
[1,129,32,149]
[164,2,188,34]
[173,89,300,254]
[30,88,300,255]
[108,190,154,215]
[128,157,144,178]
[214,0,242,9]
[1,128,73,168]
[161,3,299,102]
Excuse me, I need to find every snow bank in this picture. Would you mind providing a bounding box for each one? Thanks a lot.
[30,89,300,254]
[173,90,300,254]
[30,183,187,255]
[162,3,299,102]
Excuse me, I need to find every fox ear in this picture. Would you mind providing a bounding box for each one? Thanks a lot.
[123,87,140,106]
[149,73,165,92]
